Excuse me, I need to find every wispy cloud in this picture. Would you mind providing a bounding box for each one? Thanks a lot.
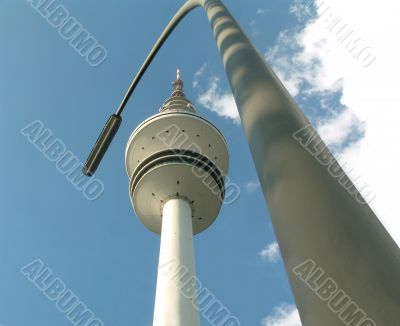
[316,109,365,149]
[259,241,281,263]
[265,28,342,98]
[197,76,240,125]
[193,62,208,88]
[249,19,260,37]
[261,303,301,326]
[245,180,260,193]
[289,0,313,21]
[257,8,266,15]
[193,64,240,124]
[250,9,267,36]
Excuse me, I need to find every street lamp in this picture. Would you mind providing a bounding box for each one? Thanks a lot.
[83,1,400,325]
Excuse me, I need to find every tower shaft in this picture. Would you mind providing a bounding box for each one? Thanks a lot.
[153,198,200,326]
[126,72,227,325]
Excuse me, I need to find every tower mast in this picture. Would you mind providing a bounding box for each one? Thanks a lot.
[125,70,229,325]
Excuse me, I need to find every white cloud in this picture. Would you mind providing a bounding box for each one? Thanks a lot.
[246,180,260,192]
[261,303,302,326]
[259,241,281,263]
[193,63,208,88]
[193,65,240,124]
[316,109,365,147]
[250,9,267,37]
[257,8,266,15]
[265,26,343,97]
[250,19,261,37]
[289,0,313,21]
[267,0,400,245]
[197,76,240,125]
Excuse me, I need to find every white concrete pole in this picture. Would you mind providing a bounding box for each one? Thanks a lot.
[153,198,200,326]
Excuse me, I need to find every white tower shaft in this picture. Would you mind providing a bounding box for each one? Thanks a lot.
[153,198,200,326]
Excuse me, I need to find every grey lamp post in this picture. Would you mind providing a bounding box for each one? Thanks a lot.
[83,1,400,325]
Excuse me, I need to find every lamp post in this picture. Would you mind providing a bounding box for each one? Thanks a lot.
[83,1,400,325]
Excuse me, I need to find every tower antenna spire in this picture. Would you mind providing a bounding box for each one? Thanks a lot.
[172,68,184,97]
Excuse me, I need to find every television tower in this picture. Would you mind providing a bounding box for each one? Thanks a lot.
[125,70,229,325]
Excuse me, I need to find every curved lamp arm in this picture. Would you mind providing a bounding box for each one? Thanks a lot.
[116,0,203,117]
[83,1,400,325]
[82,0,203,177]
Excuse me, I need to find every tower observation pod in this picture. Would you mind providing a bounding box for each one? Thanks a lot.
[125,70,229,326]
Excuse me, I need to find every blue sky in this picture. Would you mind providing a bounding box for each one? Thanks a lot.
[2,0,399,326]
